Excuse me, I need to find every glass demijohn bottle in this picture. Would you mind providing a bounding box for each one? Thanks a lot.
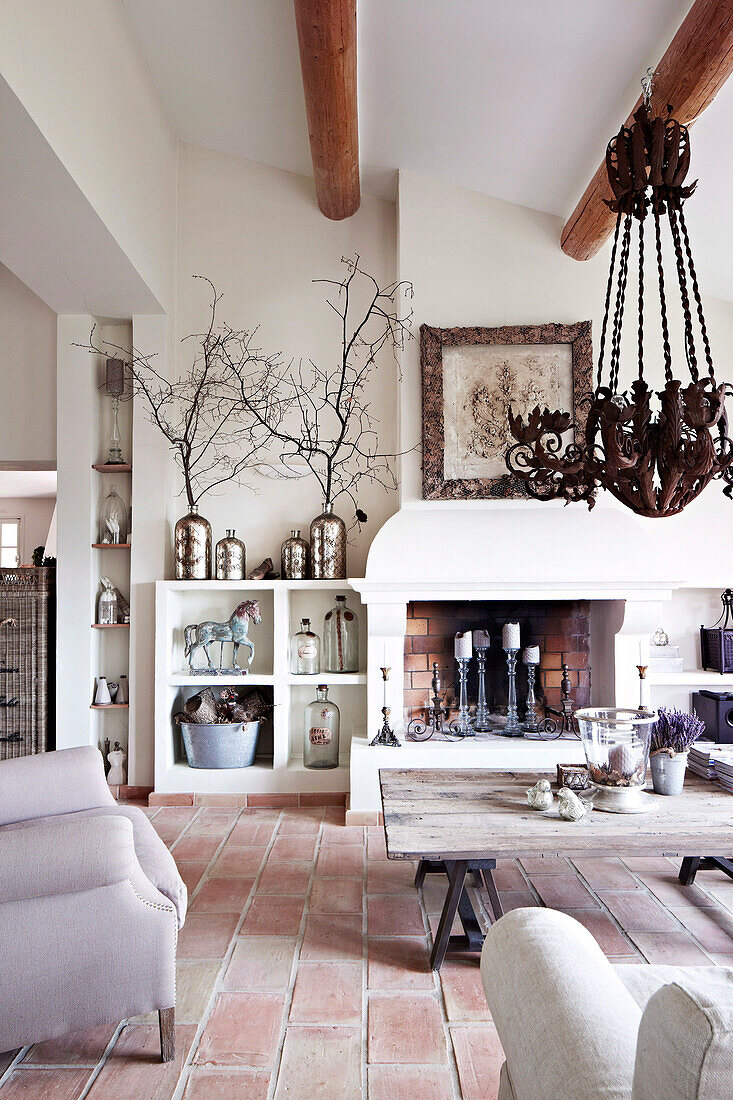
[290,618,320,675]
[323,595,359,673]
[304,685,340,768]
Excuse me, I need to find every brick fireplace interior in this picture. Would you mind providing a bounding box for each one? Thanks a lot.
[404,600,591,725]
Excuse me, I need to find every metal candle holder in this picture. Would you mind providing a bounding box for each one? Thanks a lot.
[407,662,449,740]
[451,656,474,737]
[370,666,401,747]
[501,648,523,737]
[523,663,541,736]
[474,645,491,731]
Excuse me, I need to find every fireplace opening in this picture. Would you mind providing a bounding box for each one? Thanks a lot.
[404,600,591,727]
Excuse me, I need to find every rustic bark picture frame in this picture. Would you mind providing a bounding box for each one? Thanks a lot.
[420,321,593,500]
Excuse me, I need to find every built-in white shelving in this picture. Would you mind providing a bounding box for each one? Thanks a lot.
[154,579,366,795]
[648,669,733,687]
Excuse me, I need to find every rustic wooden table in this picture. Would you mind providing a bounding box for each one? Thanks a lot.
[379,768,733,969]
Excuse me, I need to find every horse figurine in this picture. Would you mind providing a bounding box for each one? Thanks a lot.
[184,600,262,673]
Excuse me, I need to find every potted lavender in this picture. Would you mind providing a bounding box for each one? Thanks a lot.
[649,707,705,795]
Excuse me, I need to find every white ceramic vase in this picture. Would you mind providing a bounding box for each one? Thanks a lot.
[94,676,112,706]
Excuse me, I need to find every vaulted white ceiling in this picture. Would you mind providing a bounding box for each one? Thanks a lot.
[122,0,733,299]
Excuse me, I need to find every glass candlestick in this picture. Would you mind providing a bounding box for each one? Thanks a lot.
[523,663,541,736]
[474,646,491,731]
[450,656,474,737]
[501,648,523,736]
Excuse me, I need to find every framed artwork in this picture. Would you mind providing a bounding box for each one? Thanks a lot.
[420,321,593,500]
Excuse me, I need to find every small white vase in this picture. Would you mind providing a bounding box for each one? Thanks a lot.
[94,677,112,706]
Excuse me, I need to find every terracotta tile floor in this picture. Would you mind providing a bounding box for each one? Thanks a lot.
[2,806,733,1098]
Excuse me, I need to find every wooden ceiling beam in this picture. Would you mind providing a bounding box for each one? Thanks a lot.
[561,0,733,261]
[294,0,360,220]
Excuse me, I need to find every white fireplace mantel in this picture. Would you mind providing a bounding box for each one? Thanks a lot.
[346,503,688,819]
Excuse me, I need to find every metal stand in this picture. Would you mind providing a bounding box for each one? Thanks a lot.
[450,656,474,737]
[679,856,733,884]
[523,662,541,736]
[474,646,491,731]
[370,666,401,746]
[544,662,578,736]
[407,662,450,740]
[422,858,504,970]
[501,648,522,736]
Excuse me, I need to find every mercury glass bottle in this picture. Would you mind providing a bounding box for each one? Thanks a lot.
[215,529,246,580]
[290,618,320,675]
[323,594,359,672]
[310,503,347,579]
[281,529,309,579]
[174,505,212,580]
[99,486,128,544]
[304,685,340,769]
[97,581,117,625]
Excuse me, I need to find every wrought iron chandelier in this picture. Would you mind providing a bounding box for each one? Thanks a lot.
[506,72,733,517]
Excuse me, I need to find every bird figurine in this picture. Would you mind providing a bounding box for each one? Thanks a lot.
[526,778,554,810]
[558,787,591,821]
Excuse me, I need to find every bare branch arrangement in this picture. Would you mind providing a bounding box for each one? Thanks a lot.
[79,278,277,510]
[220,255,413,524]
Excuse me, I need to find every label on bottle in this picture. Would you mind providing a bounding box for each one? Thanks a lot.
[309,726,332,745]
[298,643,317,659]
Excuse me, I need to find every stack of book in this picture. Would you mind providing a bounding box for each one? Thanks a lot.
[714,755,733,793]
[647,644,684,674]
[687,743,733,792]
[688,744,719,779]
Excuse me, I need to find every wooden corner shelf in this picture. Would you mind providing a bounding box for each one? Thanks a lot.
[91,623,130,629]
[90,703,129,710]
[92,464,132,473]
[92,543,131,550]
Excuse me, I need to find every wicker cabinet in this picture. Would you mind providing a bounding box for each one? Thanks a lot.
[0,567,55,759]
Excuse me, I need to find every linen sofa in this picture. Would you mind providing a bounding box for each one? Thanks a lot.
[0,746,186,1060]
[482,907,733,1100]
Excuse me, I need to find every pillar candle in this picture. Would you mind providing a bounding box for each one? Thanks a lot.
[473,629,491,650]
[502,622,520,650]
[454,631,473,659]
[523,645,540,665]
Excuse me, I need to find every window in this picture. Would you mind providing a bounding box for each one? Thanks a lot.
[1,521,20,568]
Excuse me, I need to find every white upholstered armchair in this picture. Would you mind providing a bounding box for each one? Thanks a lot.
[482,907,733,1100]
[0,747,186,1060]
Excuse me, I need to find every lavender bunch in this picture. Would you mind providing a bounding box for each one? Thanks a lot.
[651,707,705,755]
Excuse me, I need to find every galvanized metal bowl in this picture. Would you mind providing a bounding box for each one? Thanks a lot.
[180,720,261,769]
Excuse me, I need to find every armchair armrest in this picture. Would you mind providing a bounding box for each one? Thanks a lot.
[481,908,642,1100]
[633,970,733,1100]
[0,747,115,826]
[0,815,135,903]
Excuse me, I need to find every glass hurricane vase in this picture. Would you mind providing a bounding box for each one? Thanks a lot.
[575,707,657,814]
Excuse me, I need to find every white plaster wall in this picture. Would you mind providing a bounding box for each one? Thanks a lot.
[56,316,95,752]
[0,497,55,564]
[175,143,398,577]
[0,0,177,313]
[0,262,56,464]
[396,169,733,587]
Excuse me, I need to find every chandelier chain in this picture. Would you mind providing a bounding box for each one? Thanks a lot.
[610,215,632,393]
[637,217,645,380]
[668,204,699,382]
[678,207,715,379]
[653,209,673,382]
[597,212,623,388]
